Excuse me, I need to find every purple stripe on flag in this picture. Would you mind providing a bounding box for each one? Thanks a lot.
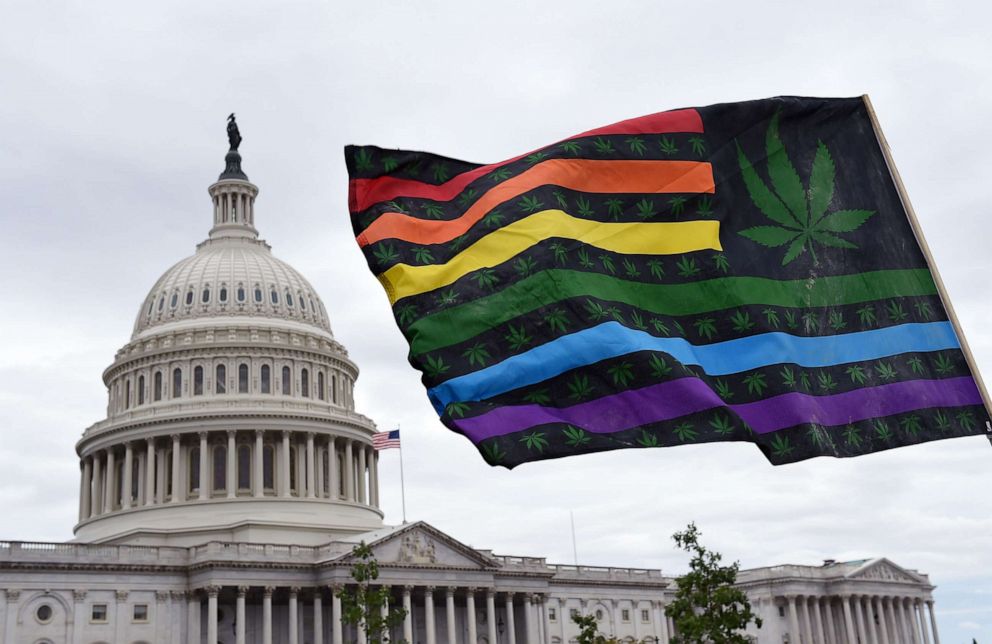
[452,376,983,443]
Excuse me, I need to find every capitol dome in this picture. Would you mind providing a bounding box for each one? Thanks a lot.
[74,124,383,547]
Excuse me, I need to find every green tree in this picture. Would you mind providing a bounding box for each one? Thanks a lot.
[571,612,625,644]
[337,542,408,643]
[666,523,762,644]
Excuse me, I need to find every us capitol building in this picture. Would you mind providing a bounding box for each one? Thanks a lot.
[0,124,944,644]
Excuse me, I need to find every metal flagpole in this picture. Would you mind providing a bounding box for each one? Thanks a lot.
[397,424,407,523]
[570,510,579,565]
[862,95,992,445]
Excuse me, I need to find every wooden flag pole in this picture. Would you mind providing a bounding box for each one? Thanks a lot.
[862,94,992,439]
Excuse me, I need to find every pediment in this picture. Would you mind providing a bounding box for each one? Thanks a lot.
[847,558,923,584]
[344,522,497,569]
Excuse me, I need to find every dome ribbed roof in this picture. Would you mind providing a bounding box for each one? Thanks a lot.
[133,236,332,338]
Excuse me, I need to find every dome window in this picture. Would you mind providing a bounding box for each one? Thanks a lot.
[301,368,310,398]
[186,289,194,306]
[317,371,325,400]
[202,286,211,303]
[254,286,263,303]
[173,368,182,398]
[157,296,165,312]
[286,290,294,307]
[309,297,316,313]
[281,366,291,395]
[238,445,251,491]
[138,375,145,405]
[35,604,53,624]
[260,364,271,394]
[170,292,178,309]
[300,294,307,310]
[237,285,246,302]
[216,364,226,394]
[147,301,154,316]
[270,289,279,305]
[219,286,228,303]
[153,371,162,402]
[238,363,249,393]
[193,366,204,395]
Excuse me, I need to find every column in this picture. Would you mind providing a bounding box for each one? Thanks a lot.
[145,440,156,506]
[254,430,265,498]
[370,451,379,507]
[524,595,536,644]
[207,586,219,644]
[236,586,247,644]
[227,431,237,498]
[424,586,436,644]
[875,596,890,644]
[908,598,923,644]
[487,589,498,644]
[333,585,344,644]
[890,597,905,644]
[345,440,355,501]
[306,433,316,498]
[402,586,413,643]
[80,457,92,520]
[262,587,273,644]
[316,443,325,498]
[281,431,291,497]
[823,598,838,644]
[90,452,102,515]
[314,591,324,644]
[842,595,857,644]
[357,446,368,504]
[199,431,209,500]
[122,442,134,509]
[855,596,870,644]
[446,588,457,644]
[187,592,200,644]
[104,448,116,512]
[380,587,390,640]
[926,600,940,644]
[467,588,478,644]
[916,599,931,644]
[504,593,517,644]
[787,596,800,644]
[289,587,299,644]
[171,434,181,503]
[799,596,814,644]
[329,438,340,499]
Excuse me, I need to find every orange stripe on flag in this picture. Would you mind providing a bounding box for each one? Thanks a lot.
[356,159,714,248]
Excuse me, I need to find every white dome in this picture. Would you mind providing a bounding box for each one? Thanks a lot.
[133,236,332,338]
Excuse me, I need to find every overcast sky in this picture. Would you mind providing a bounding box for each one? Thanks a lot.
[2,0,991,641]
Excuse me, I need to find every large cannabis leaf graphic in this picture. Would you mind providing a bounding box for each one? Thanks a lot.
[737,112,875,265]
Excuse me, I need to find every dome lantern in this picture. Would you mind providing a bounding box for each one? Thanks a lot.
[208,114,259,241]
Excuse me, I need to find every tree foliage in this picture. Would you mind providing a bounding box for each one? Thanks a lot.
[337,542,408,643]
[666,523,762,643]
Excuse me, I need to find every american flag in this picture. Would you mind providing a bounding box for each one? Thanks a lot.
[372,429,401,450]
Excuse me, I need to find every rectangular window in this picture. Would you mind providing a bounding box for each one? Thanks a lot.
[133,604,149,622]
[569,608,579,619]
[91,604,108,622]
[548,607,557,622]
[641,609,650,622]
[622,609,630,622]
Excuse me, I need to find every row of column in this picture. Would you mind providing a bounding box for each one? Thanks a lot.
[78,431,379,521]
[783,594,939,644]
[213,185,255,227]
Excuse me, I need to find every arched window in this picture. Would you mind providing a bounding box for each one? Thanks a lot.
[131,455,140,503]
[254,285,263,303]
[238,363,249,393]
[317,372,325,400]
[260,365,271,394]
[157,295,164,312]
[300,294,307,310]
[201,286,210,303]
[125,379,131,409]
[170,292,178,308]
[337,452,346,498]
[237,285,246,302]
[281,366,291,395]
[189,447,200,494]
[194,366,204,395]
[289,445,298,494]
[186,289,194,306]
[270,288,279,305]
[137,375,145,405]
[322,449,330,493]
[238,444,251,491]
[263,445,275,490]
[286,290,294,307]
[219,286,228,303]
[173,368,182,398]
[332,375,338,404]
[153,371,162,402]
[301,369,310,398]
[215,364,226,394]
[213,445,226,493]
[164,448,174,498]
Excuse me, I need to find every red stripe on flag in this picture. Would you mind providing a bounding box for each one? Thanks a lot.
[349,108,703,213]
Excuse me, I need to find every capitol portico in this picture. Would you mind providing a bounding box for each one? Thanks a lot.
[0,120,943,644]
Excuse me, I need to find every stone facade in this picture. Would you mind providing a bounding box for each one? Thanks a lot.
[0,139,942,644]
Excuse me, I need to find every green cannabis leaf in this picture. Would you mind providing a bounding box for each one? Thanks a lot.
[737,112,875,265]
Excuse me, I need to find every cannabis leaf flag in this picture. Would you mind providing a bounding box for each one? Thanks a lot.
[345,96,990,468]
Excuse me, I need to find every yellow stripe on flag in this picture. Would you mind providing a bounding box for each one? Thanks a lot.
[378,209,721,304]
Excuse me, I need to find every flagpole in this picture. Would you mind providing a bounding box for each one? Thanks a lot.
[397,423,407,523]
[570,510,579,565]
[862,94,992,441]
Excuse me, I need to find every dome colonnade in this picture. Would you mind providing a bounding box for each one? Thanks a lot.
[74,139,383,545]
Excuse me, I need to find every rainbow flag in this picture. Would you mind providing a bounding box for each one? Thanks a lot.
[346,96,990,468]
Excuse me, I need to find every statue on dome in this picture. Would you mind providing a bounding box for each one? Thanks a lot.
[227,113,242,151]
